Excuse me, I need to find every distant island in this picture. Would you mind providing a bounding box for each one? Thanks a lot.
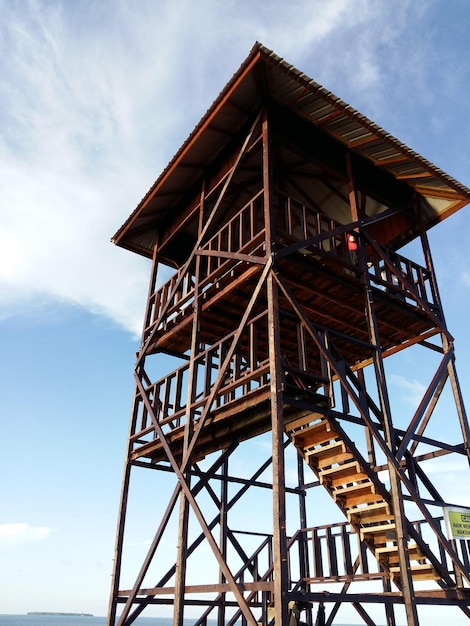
[27,613,94,617]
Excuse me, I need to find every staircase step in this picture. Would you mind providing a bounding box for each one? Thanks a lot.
[305,440,352,469]
[288,413,444,586]
[291,420,338,449]
[319,461,368,488]
[361,523,396,545]
[286,412,327,432]
[360,522,396,536]
[347,501,393,525]
[333,481,384,507]
[390,563,440,581]
[375,543,423,566]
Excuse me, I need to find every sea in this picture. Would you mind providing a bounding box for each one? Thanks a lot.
[0,618,192,626]
[0,618,191,626]
[0,616,356,626]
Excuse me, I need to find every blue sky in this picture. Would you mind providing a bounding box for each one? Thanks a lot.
[1,0,470,621]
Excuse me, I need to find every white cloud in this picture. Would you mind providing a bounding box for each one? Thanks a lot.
[0,522,54,548]
[390,373,427,407]
[462,270,470,288]
[0,0,449,336]
[421,456,470,507]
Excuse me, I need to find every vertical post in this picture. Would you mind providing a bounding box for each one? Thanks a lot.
[267,271,289,625]
[107,243,160,626]
[383,577,396,626]
[218,457,229,626]
[173,442,191,624]
[360,236,420,626]
[107,435,132,626]
[420,227,470,465]
[173,186,205,625]
[419,224,444,315]
[263,108,290,626]
[297,453,309,585]
[346,152,360,223]
[142,239,161,334]
[357,368,376,468]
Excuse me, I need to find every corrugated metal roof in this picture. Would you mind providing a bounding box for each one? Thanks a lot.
[113,42,470,258]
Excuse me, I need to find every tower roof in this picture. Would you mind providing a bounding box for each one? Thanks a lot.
[113,42,470,259]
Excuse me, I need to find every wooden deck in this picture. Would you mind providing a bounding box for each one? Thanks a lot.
[149,247,441,373]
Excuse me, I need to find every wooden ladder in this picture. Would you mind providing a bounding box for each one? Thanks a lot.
[287,413,440,584]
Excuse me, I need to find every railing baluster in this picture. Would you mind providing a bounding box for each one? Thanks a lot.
[342,524,353,575]
[313,528,323,577]
[358,533,369,574]
[162,374,172,417]
[460,539,470,569]
[140,398,148,432]
[174,369,183,426]
[286,196,292,234]
[326,526,338,577]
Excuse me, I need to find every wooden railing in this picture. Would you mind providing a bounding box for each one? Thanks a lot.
[144,191,265,338]
[410,515,470,586]
[287,516,465,587]
[291,522,382,583]
[145,190,440,346]
[132,312,271,448]
[276,192,347,260]
[367,246,440,313]
[202,189,265,277]
[145,269,195,336]
[275,191,440,313]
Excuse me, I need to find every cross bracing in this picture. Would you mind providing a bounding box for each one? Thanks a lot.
[108,45,470,626]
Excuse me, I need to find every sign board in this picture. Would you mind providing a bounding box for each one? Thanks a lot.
[443,506,470,540]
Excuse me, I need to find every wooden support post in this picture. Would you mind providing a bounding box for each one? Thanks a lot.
[108,242,161,626]
[218,458,229,626]
[362,257,420,626]
[346,152,360,223]
[383,576,397,626]
[297,454,310,589]
[143,238,160,333]
[420,227,470,465]
[263,109,290,626]
[173,184,206,625]
[107,455,131,626]
[268,269,289,626]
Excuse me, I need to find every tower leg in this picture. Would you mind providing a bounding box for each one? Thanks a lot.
[268,271,290,625]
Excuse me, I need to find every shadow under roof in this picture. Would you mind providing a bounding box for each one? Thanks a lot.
[113,42,470,259]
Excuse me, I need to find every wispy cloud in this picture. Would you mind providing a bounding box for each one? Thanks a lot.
[421,456,470,507]
[390,373,427,408]
[0,0,454,336]
[0,522,54,548]
[462,270,470,288]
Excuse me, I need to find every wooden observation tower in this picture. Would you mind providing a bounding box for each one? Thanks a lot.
[108,44,470,626]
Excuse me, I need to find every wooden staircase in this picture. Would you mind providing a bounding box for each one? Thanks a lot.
[286,413,441,585]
